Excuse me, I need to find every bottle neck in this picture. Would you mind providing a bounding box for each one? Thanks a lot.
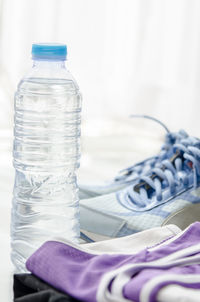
[33,60,66,69]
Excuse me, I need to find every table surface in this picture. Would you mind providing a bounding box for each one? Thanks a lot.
[0,124,163,301]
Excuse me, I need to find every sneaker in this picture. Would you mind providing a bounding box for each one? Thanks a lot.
[80,135,200,237]
[79,115,188,199]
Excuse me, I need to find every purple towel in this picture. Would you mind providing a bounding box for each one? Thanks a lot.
[26,222,200,302]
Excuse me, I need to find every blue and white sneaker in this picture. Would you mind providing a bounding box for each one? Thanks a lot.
[80,135,200,238]
[79,116,188,199]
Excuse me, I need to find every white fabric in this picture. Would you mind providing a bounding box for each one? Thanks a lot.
[158,285,200,302]
[84,224,181,254]
[55,224,181,256]
[142,275,200,302]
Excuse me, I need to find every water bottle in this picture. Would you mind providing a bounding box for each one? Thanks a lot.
[11,43,81,272]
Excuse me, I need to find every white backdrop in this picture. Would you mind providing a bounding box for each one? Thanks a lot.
[0,0,200,136]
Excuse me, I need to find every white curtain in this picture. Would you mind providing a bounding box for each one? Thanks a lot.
[0,0,200,135]
[0,0,200,181]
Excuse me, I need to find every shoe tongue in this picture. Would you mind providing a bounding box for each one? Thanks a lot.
[184,160,193,172]
[175,139,200,173]
[164,129,188,146]
[164,150,193,179]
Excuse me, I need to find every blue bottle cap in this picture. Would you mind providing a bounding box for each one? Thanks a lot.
[32,43,67,61]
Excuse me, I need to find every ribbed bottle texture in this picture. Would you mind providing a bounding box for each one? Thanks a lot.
[11,76,81,272]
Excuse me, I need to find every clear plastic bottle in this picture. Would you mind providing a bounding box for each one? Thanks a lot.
[11,43,81,272]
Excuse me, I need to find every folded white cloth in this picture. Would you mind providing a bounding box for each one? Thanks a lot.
[158,284,200,302]
[84,224,181,254]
